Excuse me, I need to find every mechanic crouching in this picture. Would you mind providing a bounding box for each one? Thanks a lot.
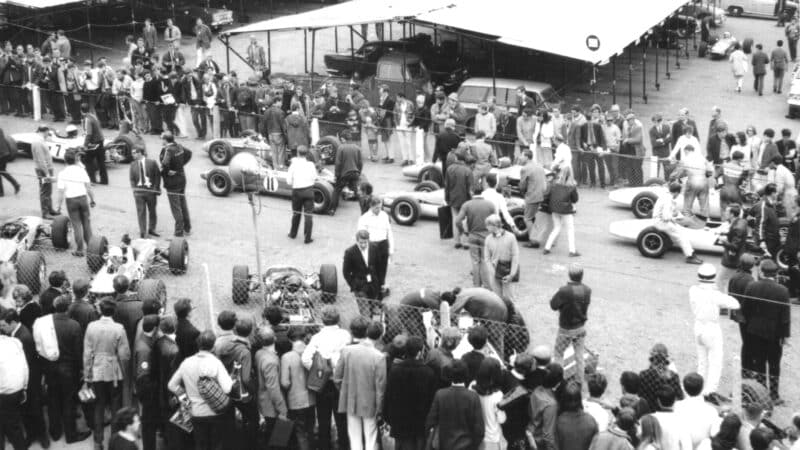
[653,181,704,264]
[451,287,508,357]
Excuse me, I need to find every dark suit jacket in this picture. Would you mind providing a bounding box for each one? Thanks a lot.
[67,299,99,335]
[425,385,485,450]
[444,161,473,209]
[579,122,607,150]
[335,143,363,179]
[743,279,791,340]
[83,113,104,147]
[671,119,699,143]
[752,50,770,75]
[13,324,41,382]
[113,295,143,353]
[175,317,199,363]
[52,312,83,368]
[706,133,736,165]
[433,129,461,166]
[649,122,672,157]
[384,358,438,438]
[39,287,61,315]
[161,50,185,70]
[343,243,380,295]
[19,301,42,332]
[133,331,157,407]
[461,350,485,387]
[129,158,162,195]
[152,335,180,415]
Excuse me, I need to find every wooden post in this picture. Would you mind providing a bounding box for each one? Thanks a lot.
[267,31,272,71]
[225,34,230,72]
[642,41,648,104]
[335,26,338,52]
[310,29,316,91]
[612,55,617,104]
[491,43,496,96]
[628,45,633,110]
[304,29,308,73]
[655,38,660,90]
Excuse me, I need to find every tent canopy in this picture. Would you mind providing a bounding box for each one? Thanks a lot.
[225,0,689,65]
[0,0,86,8]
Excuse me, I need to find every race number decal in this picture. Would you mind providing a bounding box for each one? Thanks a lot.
[50,143,63,158]
[262,170,279,192]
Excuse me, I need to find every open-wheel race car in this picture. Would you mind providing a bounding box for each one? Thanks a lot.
[0,215,71,294]
[402,159,524,196]
[608,178,737,220]
[381,181,529,240]
[231,264,338,322]
[85,234,188,306]
[202,151,341,214]
[700,32,738,60]
[204,130,271,166]
[12,125,130,163]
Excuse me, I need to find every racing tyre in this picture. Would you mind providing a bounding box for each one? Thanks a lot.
[636,227,671,258]
[206,168,233,197]
[390,196,420,226]
[232,265,250,305]
[16,250,45,294]
[208,140,234,165]
[414,181,440,192]
[111,135,135,163]
[316,136,340,165]
[642,178,666,187]
[50,215,71,250]
[6,136,17,162]
[631,192,658,219]
[319,263,338,303]
[698,42,708,58]
[776,248,791,270]
[138,279,167,310]
[87,235,108,273]
[418,165,443,186]
[168,238,189,274]
[312,181,334,214]
[507,206,530,241]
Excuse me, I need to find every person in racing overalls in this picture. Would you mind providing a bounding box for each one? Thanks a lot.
[689,263,740,401]
[717,203,749,293]
[749,182,781,259]
[675,144,713,219]
[719,150,749,220]
[450,287,509,357]
[653,181,704,264]
[765,154,798,218]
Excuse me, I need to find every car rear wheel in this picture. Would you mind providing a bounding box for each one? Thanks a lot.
[507,206,529,241]
[632,192,658,219]
[313,182,334,213]
[776,248,791,270]
[316,136,340,165]
[138,279,167,311]
[319,263,337,303]
[636,227,671,258]
[232,265,250,305]
[87,235,108,273]
[419,166,443,186]
[50,215,71,250]
[208,141,234,165]
[6,136,16,162]
[414,181,440,192]
[168,238,189,274]
[111,135,135,163]
[16,250,45,294]
[206,168,233,197]
[390,196,420,226]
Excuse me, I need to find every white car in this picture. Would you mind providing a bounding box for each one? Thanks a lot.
[402,160,524,196]
[787,64,800,119]
[608,181,724,220]
[609,218,725,258]
[0,215,70,294]
[203,132,271,166]
[12,126,121,163]
[381,181,529,238]
[86,235,188,306]
[709,34,738,60]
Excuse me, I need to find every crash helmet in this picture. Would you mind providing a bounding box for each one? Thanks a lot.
[65,124,78,138]
[697,263,716,282]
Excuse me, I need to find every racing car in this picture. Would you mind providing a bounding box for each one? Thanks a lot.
[0,215,71,294]
[787,63,800,119]
[12,125,128,163]
[231,264,338,314]
[700,32,738,60]
[202,151,341,214]
[608,178,732,219]
[381,181,529,239]
[402,158,523,196]
[204,130,272,166]
[85,234,188,306]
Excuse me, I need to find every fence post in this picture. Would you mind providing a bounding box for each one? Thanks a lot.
[414,127,424,164]
[212,105,220,139]
[646,155,659,180]
[310,117,320,145]
[32,85,41,121]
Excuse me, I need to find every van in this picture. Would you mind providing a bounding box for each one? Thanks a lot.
[721,0,798,18]
[456,77,562,129]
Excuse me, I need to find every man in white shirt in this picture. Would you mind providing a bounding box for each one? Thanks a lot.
[674,373,722,449]
[653,182,703,264]
[54,148,95,257]
[163,19,182,46]
[652,386,694,450]
[357,197,394,297]
[688,265,740,399]
[766,155,799,217]
[301,306,352,450]
[287,146,318,244]
[670,125,703,162]
[481,173,518,234]
[0,331,29,449]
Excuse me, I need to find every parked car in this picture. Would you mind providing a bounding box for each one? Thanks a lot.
[455,77,561,131]
[204,131,271,166]
[681,0,727,26]
[12,126,124,163]
[609,218,725,258]
[721,0,798,18]
[707,33,739,59]
[787,63,800,118]
[0,215,70,294]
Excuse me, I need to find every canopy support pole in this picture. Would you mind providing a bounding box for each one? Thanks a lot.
[685,28,690,59]
[311,29,316,92]
[402,23,407,95]
[655,39,660,90]
[267,31,272,71]
[130,0,136,36]
[612,55,617,104]
[491,43,496,96]
[225,34,230,73]
[591,64,597,105]
[349,26,355,73]
[642,41,648,104]
[628,45,633,109]
[389,21,393,40]
[86,1,93,62]
[304,29,308,73]
[675,20,681,69]
[335,27,338,52]
[217,35,254,72]
[666,35,671,79]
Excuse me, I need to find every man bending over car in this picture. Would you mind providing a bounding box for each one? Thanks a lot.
[653,181,704,264]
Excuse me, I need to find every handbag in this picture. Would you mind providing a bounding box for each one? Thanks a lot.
[306,351,332,392]
[197,376,230,414]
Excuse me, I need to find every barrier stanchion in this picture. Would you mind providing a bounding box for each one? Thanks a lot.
[310,117,320,145]
[32,85,41,121]
[646,155,659,180]
[414,127,424,164]
[212,105,221,139]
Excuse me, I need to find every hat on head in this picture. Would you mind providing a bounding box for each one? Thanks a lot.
[448,92,458,101]
[610,104,620,112]
[698,263,716,282]
[760,259,778,276]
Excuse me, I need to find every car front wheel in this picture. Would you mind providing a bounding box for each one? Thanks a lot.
[636,227,671,258]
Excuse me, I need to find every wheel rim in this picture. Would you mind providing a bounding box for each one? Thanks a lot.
[395,202,413,221]
[210,173,228,192]
[183,243,189,268]
[643,233,663,252]
[513,216,527,233]
[636,198,654,216]
[313,189,325,209]
[210,144,226,162]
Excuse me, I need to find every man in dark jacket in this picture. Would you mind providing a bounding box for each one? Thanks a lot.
[1,308,49,448]
[130,146,161,238]
[142,71,162,134]
[579,105,608,187]
[752,43,770,96]
[182,70,206,139]
[445,150,474,249]
[330,131,363,215]
[550,263,591,388]
[82,102,107,184]
[343,230,382,317]
[214,317,258,450]
[66,277,98,334]
[263,97,287,167]
[728,254,755,374]
[160,132,191,237]
[671,108,700,143]
[742,259,791,403]
[173,298,199,363]
[718,204,748,292]
[39,270,68,315]
[750,183,780,258]
[706,126,736,166]
[47,296,91,443]
[434,118,461,176]
[151,316,182,448]
[133,315,159,450]
[384,336,437,449]
[112,274,142,407]
[460,325,488,386]
[425,360,485,450]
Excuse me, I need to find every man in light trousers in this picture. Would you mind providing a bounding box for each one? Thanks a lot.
[550,264,590,387]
